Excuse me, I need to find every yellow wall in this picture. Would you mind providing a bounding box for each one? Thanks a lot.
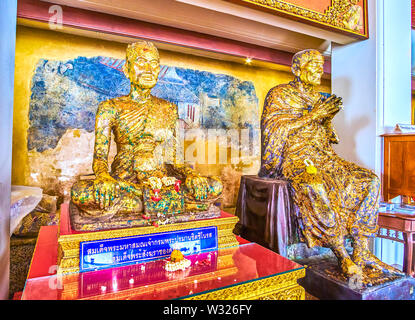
[12,25,331,186]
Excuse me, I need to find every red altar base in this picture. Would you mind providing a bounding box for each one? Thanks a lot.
[21,226,305,300]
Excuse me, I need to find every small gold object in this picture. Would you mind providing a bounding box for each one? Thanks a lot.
[304,159,317,175]
[170,249,184,262]
[165,249,191,272]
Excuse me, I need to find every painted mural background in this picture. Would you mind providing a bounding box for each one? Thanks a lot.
[27,56,259,206]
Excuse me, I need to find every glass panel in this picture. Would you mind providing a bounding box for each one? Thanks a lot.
[373,237,404,271]
[379,228,387,236]
[22,243,303,300]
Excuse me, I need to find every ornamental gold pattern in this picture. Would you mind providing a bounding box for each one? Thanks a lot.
[70,41,223,230]
[257,286,305,300]
[184,268,305,300]
[259,49,402,285]
[227,0,367,37]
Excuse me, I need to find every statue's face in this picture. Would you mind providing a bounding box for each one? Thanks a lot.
[299,56,324,86]
[126,48,160,89]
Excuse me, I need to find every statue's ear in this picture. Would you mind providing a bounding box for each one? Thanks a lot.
[291,65,301,78]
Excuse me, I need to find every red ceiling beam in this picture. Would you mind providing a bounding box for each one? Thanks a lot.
[17,0,331,73]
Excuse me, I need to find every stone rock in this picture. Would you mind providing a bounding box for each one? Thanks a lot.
[27,128,117,202]
[13,193,60,237]
[220,165,243,208]
[35,194,57,213]
[10,185,43,235]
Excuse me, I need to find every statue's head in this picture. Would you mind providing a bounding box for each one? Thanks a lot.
[123,41,160,89]
[291,49,324,86]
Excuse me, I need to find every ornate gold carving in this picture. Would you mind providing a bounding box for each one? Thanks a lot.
[257,286,305,300]
[184,268,305,300]
[227,0,367,37]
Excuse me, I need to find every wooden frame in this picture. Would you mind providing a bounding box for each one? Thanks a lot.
[378,212,415,276]
[381,133,415,202]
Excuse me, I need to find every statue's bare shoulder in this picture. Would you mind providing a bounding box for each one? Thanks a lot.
[94,98,120,128]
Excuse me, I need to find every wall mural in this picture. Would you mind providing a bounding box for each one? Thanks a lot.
[225,0,368,39]
[27,56,259,207]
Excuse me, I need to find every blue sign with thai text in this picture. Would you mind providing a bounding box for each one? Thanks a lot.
[79,226,218,272]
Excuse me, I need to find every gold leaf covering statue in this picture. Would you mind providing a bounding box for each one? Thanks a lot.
[259,49,401,283]
[70,41,222,230]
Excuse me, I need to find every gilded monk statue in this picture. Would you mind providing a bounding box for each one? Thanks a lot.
[259,49,400,282]
[70,41,222,230]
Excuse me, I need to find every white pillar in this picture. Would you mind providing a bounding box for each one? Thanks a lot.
[0,0,17,300]
[331,0,411,175]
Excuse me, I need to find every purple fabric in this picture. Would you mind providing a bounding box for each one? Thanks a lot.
[235,175,299,257]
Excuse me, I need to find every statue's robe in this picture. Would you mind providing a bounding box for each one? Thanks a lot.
[259,81,380,248]
[93,95,179,182]
[71,94,222,217]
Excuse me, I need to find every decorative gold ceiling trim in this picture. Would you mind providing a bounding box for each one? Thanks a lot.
[225,0,368,39]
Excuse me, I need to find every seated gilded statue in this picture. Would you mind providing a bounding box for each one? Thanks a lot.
[70,41,222,230]
[259,49,401,283]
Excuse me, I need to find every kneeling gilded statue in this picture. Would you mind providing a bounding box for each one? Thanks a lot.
[70,41,222,230]
[259,49,401,282]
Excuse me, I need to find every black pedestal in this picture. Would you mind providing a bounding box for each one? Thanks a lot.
[235,175,298,257]
[298,257,415,300]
